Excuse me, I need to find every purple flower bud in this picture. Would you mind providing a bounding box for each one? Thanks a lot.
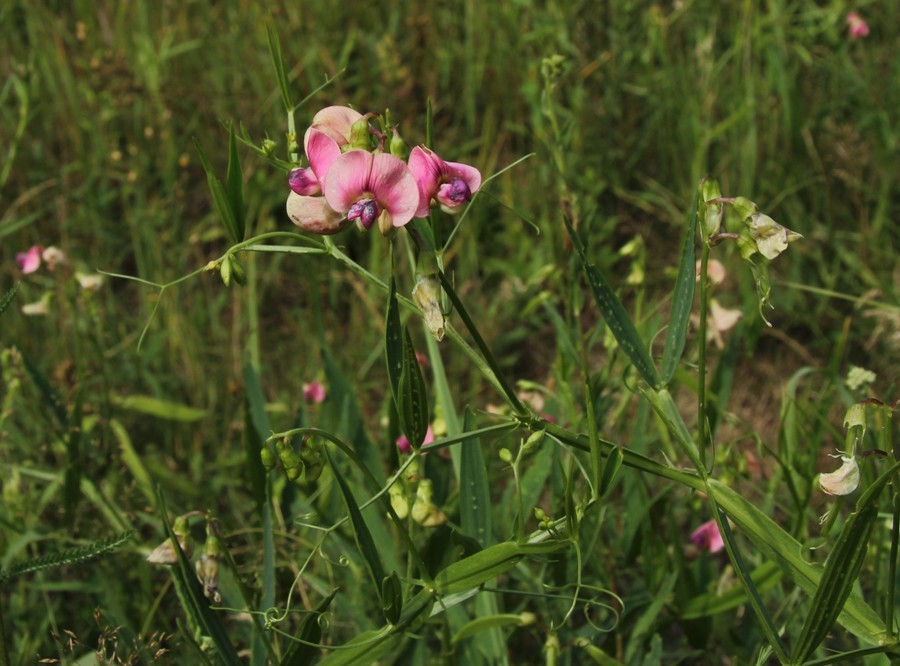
[289,167,320,196]
[347,198,380,230]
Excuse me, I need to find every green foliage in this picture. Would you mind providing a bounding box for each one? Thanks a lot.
[1,1,899,663]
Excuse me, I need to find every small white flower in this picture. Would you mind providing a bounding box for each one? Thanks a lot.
[76,272,104,291]
[746,213,802,260]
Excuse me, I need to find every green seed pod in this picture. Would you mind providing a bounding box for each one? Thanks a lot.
[229,256,247,286]
[499,448,514,464]
[219,257,232,287]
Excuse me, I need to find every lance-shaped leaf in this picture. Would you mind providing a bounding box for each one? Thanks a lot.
[562,216,661,387]
[397,328,429,449]
[459,408,492,547]
[790,460,900,663]
[194,138,242,244]
[324,446,386,605]
[661,189,697,384]
[385,274,403,404]
[156,490,242,666]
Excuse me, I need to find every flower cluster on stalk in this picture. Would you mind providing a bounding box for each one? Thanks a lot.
[286,106,481,236]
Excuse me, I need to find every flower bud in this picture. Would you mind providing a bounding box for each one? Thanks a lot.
[389,129,407,160]
[260,446,276,471]
[700,178,723,237]
[219,256,232,287]
[412,274,445,341]
[389,483,409,520]
[229,257,246,286]
[261,138,277,156]
[348,116,372,151]
[499,448,514,464]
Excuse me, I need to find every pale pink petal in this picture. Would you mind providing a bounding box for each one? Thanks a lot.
[322,150,375,213]
[367,153,420,227]
[41,246,67,271]
[305,129,343,184]
[306,105,363,148]
[16,246,43,274]
[408,146,442,217]
[286,192,348,235]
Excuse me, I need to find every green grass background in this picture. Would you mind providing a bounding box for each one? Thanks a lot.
[1,0,897,663]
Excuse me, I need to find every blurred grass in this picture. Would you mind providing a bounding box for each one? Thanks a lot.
[1,0,898,662]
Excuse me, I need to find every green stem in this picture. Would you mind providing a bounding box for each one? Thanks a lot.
[697,240,711,464]
[888,479,899,639]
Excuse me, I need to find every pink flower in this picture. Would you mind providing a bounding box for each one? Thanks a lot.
[322,150,419,233]
[690,519,724,553]
[16,246,43,274]
[846,11,869,39]
[396,425,435,454]
[408,146,482,217]
[302,381,326,404]
[295,106,365,194]
[286,192,349,235]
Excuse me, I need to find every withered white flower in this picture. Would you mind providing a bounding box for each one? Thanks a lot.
[746,213,802,260]
[819,456,860,496]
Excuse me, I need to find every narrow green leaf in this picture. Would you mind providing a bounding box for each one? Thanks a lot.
[156,490,242,666]
[324,446,386,602]
[21,351,68,427]
[791,461,900,663]
[624,573,677,663]
[425,98,434,150]
[451,614,529,643]
[459,408,492,547]
[316,630,399,666]
[0,282,19,316]
[265,22,292,113]
[111,394,207,422]
[598,447,624,498]
[434,540,567,596]
[708,479,887,644]
[661,191,697,384]
[281,589,338,666]
[385,273,403,404]
[561,216,661,387]
[226,123,245,241]
[193,138,241,243]
[398,328,429,449]
[382,571,403,625]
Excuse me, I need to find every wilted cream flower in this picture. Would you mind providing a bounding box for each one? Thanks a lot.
[745,213,802,260]
[819,456,860,496]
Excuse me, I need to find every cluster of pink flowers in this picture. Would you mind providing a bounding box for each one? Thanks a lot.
[286,106,482,236]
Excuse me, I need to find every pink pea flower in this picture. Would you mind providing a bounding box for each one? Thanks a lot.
[690,519,724,553]
[408,146,482,217]
[846,11,869,39]
[321,150,419,234]
[302,381,326,404]
[396,425,435,454]
[286,192,349,235]
[16,245,43,274]
[289,106,366,196]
